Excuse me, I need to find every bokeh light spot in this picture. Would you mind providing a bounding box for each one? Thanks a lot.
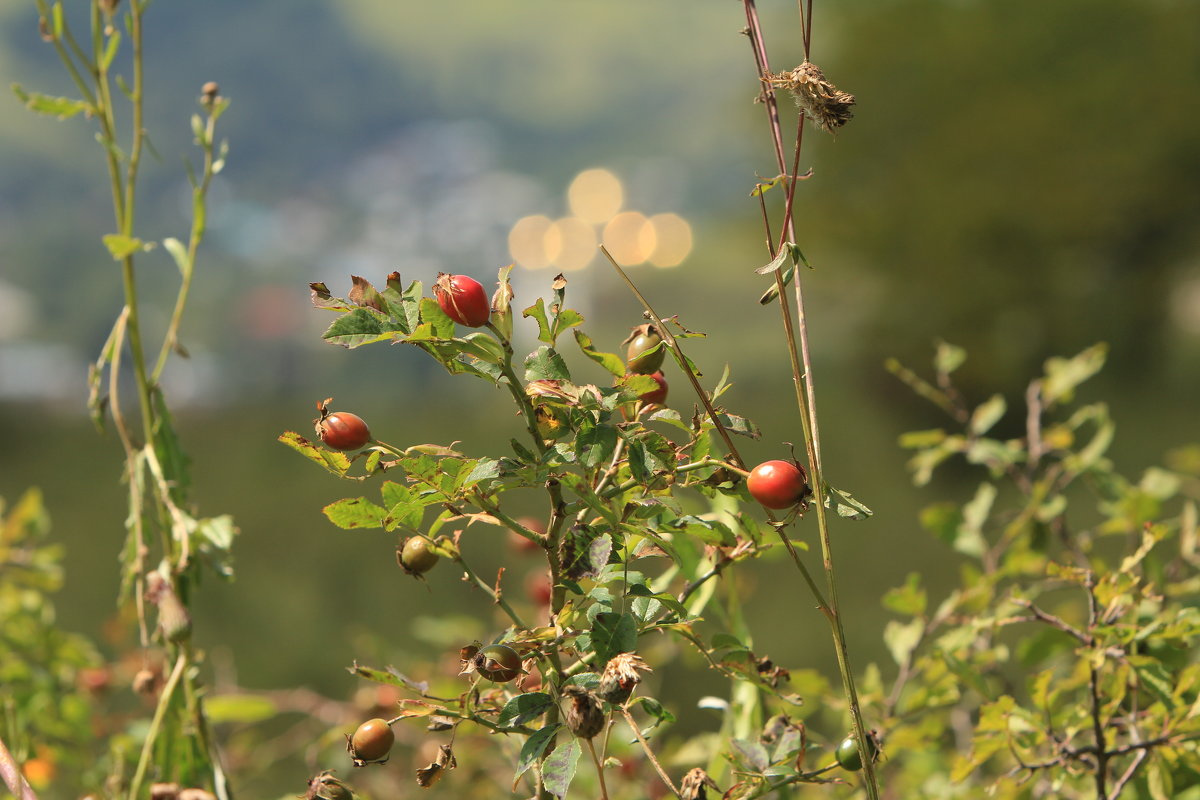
[568,168,624,224]
[509,214,555,269]
[546,217,597,272]
[602,211,654,266]
[647,213,693,268]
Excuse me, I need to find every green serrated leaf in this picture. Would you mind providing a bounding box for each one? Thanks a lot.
[552,308,584,343]
[525,346,572,382]
[323,497,387,529]
[278,431,352,476]
[823,483,873,520]
[543,738,582,797]
[591,612,637,664]
[322,307,402,348]
[630,695,676,729]
[576,422,618,470]
[512,723,560,790]
[346,662,430,694]
[713,412,760,439]
[524,298,553,344]
[497,692,554,728]
[730,738,770,773]
[573,329,626,378]
[711,632,747,652]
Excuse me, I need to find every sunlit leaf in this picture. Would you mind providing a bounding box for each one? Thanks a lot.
[969,394,1006,436]
[1042,343,1107,406]
[12,84,93,119]
[102,234,144,260]
[323,497,387,529]
[204,694,277,724]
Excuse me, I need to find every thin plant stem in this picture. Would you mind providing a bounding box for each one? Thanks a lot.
[600,246,830,611]
[153,109,217,381]
[621,708,682,799]
[740,2,880,796]
[0,732,39,800]
[129,652,188,800]
[585,738,610,800]
[456,551,529,630]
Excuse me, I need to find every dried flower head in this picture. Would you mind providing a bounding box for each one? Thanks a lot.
[680,767,720,800]
[561,685,606,739]
[178,791,217,800]
[597,652,652,705]
[146,573,192,643]
[765,61,855,133]
[303,771,354,800]
[150,784,179,800]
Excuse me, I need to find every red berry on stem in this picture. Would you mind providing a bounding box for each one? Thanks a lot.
[434,273,491,327]
[314,399,372,451]
[747,460,809,509]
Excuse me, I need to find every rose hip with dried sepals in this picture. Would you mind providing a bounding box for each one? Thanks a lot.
[314,398,371,452]
[347,718,394,766]
[434,273,491,328]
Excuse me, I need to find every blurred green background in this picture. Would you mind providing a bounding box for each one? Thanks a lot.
[1,0,1198,794]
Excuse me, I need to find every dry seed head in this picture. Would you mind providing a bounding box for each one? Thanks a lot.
[765,61,855,133]
[597,652,652,705]
[680,767,720,800]
[561,685,605,739]
[150,784,179,800]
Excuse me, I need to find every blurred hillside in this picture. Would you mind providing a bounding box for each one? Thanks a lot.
[1,1,1198,794]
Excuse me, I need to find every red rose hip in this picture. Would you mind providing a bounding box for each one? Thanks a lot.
[747,460,809,509]
[315,400,372,451]
[434,273,491,327]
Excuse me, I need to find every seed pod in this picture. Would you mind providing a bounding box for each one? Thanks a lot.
[304,771,354,800]
[679,767,720,800]
[147,574,192,644]
[398,536,439,576]
[561,685,605,739]
[158,590,192,644]
[597,653,652,705]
